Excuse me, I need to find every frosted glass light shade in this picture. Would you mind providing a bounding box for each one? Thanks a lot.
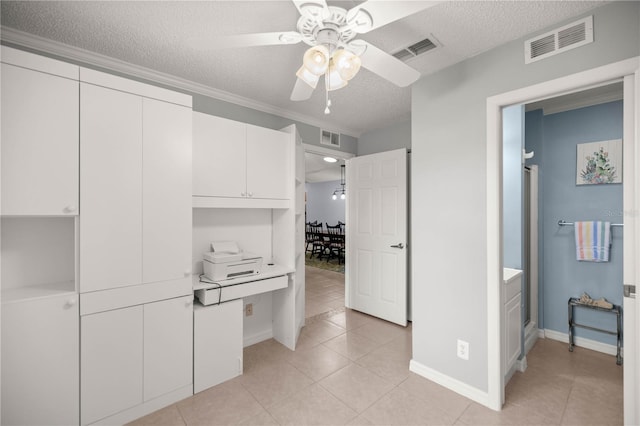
[302,45,330,75]
[332,49,361,81]
[326,66,348,91]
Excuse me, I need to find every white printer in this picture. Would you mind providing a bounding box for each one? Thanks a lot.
[203,241,263,281]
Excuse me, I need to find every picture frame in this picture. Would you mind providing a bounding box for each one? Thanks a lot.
[576,139,622,185]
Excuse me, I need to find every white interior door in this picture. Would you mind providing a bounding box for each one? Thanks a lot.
[347,148,408,326]
[622,72,638,426]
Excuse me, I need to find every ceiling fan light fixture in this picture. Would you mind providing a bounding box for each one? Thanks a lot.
[332,48,362,81]
[326,66,348,91]
[296,65,320,88]
[302,45,330,75]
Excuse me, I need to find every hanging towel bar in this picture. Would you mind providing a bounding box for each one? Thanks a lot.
[558,220,623,227]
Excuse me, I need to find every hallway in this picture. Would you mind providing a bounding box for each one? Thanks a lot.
[305,265,345,319]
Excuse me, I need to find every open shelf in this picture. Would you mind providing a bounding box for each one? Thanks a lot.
[2,281,76,304]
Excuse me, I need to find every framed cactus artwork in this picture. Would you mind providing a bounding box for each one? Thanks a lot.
[576,139,622,185]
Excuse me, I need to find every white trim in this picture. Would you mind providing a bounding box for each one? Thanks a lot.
[524,322,539,355]
[409,359,489,407]
[0,26,361,137]
[486,56,640,413]
[1,45,78,79]
[516,356,527,373]
[543,329,621,357]
[90,385,192,426]
[80,68,191,107]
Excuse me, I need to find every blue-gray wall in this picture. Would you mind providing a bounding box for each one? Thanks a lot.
[305,180,346,227]
[357,119,411,156]
[411,1,639,393]
[526,100,623,345]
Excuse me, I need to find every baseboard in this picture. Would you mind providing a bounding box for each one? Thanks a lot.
[409,359,490,408]
[516,356,527,373]
[243,329,273,347]
[524,325,539,355]
[90,385,192,426]
[543,328,621,357]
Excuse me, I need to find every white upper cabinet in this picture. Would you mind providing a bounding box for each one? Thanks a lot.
[80,83,143,292]
[142,98,193,284]
[1,48,79,216]
[246,124,290,200]
[192,112,291,207]
[193,113,246,198]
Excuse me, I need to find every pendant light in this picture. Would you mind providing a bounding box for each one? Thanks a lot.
[331,164,346,201]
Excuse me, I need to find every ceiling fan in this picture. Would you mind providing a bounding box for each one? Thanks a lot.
[211,0,436,113]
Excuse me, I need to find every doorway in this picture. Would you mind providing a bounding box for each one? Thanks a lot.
[486,58,639,420]
[502,84,625,421]
[303,144,353,320]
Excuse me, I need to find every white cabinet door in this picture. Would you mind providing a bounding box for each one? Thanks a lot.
[81,306,144,425]
[193,112,246,198]
[1,294,79,426]
[144,296,193,401]
[80,83,143,292]
[143,99,192,283]
[505,293,522,372]
[246,124,290,200]
[194,299,243,393]
[1,63,79,215]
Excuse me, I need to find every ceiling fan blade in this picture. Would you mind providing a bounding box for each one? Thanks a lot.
[204,31,303,49]
[290,78,315,101]
[347,1,440,33]
[354,40,421,87]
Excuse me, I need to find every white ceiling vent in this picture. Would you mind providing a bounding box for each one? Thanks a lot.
[392,36,440,62]
[321,129,340,147]
[525,16,593,64]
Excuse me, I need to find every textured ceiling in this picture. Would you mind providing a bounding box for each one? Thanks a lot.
[1,1,607,137]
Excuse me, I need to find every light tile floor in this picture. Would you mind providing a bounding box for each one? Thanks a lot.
[130,267,623,425]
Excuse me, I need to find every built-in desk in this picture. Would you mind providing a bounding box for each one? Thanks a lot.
[192,264,296,394]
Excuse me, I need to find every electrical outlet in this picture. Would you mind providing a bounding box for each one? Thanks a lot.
[457,339,469,360]
[245,303,253,316]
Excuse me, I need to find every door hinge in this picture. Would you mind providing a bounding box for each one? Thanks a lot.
[624,284,636,298]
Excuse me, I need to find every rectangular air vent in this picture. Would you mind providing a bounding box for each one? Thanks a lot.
[525,16,593,64]
[392,36,439,62]
[321,129,340,147]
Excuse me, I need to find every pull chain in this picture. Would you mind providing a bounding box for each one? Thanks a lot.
[324,71,331,114]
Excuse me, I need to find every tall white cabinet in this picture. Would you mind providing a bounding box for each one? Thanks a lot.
[79,69,193,425]
[1,47,80,426]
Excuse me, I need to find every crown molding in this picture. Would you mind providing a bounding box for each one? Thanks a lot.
[1,26,361,137]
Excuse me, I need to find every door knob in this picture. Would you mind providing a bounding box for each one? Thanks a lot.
[390,243,404,249]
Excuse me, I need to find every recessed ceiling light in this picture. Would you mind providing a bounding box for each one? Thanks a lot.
[323,157,338,163]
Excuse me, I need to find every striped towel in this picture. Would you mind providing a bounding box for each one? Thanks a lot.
[575,221,611,262]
